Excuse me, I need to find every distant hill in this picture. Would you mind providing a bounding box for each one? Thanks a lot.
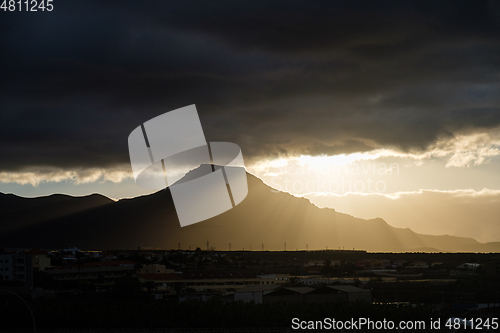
[0,192,113,233]
[0,173,499,252]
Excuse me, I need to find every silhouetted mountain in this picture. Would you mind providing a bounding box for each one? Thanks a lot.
[0,173,499,252]
[0,192,113,233]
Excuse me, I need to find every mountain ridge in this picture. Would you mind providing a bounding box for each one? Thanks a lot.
[0,173,498,252]
[0,192,114,234]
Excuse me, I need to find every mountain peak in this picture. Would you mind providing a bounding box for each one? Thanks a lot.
[0,174,497,252]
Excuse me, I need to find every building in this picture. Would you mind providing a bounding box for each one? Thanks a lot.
[136,272,276,295]
[354,260,388,270]
[408,261,429,269]
[328,285,372,302]
[304,286,346,303]
[25,249,51,271]
[63,247,81,255]
[236,285,372,304]
[256,273,290,284]
[82,251,101,258]
[304,285,372,303]
[296,276,359,285]
[44,260,137,289]
[457,263,480,270]
[304,260,326,267]
[234,285,279,303]
[140,264,173,274]
[263,287,314,303]
[136,273,184,293]
[0,254,33,289]
[179,292,220,303]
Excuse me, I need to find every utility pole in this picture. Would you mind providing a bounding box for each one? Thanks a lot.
[207,240,209,251]
[262,243,264,251]
[284,242,287,251]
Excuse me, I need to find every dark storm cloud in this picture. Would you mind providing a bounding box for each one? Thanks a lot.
[1,0,500,172]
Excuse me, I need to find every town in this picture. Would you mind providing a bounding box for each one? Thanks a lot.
[0,247,499,329]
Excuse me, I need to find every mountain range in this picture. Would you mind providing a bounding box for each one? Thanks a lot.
[1,172,499,252]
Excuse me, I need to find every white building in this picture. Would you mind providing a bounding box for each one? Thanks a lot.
[0,254,33,289]
[457,263,480,270]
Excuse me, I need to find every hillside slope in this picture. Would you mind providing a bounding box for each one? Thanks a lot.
[0,174,498,252]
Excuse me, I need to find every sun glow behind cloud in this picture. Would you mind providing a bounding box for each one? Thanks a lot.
[1,132,500,243]
[1,130,500,198]
[248,130,500,178]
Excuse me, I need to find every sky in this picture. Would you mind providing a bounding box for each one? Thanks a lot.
[1,1,500,242]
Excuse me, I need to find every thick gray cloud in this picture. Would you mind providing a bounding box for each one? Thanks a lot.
[1,0,500,172]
